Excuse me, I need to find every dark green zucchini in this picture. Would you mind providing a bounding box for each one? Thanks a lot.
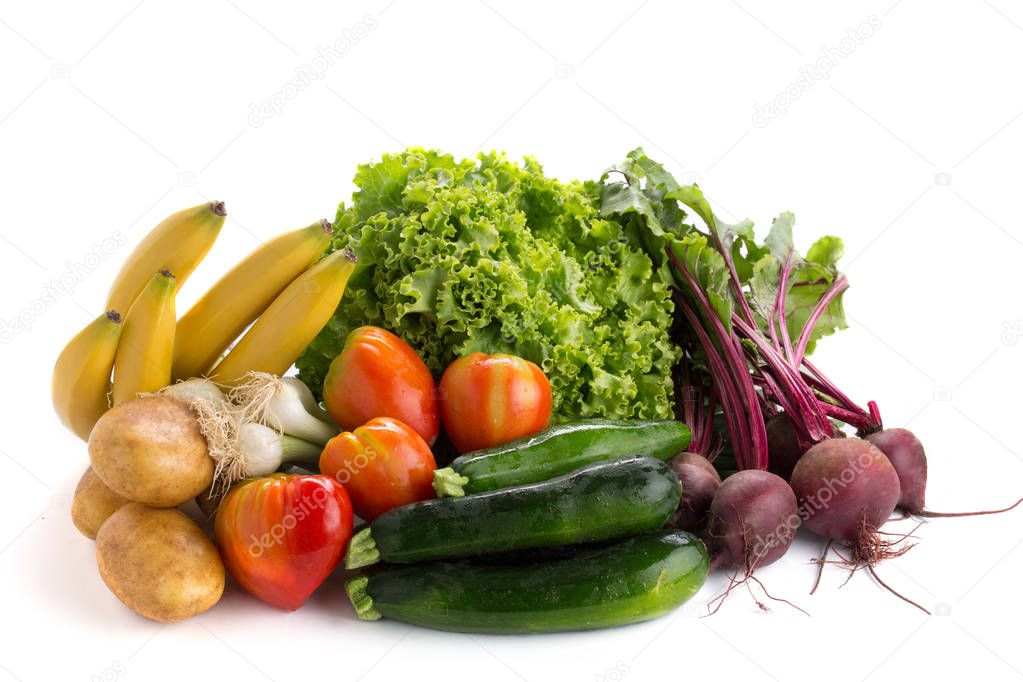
[345,455,681,568]
[346,530,709,633]
[433,418,691,497]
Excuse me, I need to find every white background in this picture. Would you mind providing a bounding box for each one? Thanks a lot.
[2,1,1022,680]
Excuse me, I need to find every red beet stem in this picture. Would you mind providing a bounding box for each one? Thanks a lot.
[793,273,849,366]
[776,251,797,363]
[670,247,769,470]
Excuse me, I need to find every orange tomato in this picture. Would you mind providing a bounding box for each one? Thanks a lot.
[318,417,437,521]
[322,326,439,445]
[439,352,552,453]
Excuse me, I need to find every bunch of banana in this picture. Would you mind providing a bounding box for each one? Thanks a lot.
[52,204,356,440]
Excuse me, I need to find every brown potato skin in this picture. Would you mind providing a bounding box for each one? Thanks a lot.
[71,467,130,539]
[89,396,213,507]
[96,503,224,622]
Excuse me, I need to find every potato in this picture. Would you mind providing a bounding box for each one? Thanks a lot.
[96,503,224,622]
[89,396,213,507]
[71,466,129,539]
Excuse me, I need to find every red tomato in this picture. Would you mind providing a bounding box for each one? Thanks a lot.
[439,352,552,453]
[323,326,439,444]
[213,474,353,610]
[319,417,436,521]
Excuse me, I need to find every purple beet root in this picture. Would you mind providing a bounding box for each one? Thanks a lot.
[766,413,802,482]
[790,438,931,610]
[707,469,799,571]
[865,428,926,513]
[665,452,721,532]
[768,412,847,481]
[867,427,1022,518]
[790,438,900,544]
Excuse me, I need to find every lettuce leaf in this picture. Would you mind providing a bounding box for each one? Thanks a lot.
[297,148,680,421]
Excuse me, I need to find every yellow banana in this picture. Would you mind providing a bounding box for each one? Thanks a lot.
[171,219,333,381]
[212,248,358,386]
[52,310,123,440]
[107,201,225,314]
[111,270,177,405]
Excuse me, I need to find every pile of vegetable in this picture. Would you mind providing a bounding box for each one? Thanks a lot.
[52,147,1020,629]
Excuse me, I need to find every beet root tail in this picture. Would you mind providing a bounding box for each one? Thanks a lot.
[913,496,1023,518]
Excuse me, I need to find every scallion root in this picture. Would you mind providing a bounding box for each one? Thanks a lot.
[230,371,338,445]
[156,379,241,497]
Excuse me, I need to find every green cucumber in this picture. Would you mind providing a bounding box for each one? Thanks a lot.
[346,530,709,633]
[345,455,681,569]
[433,418,691,497]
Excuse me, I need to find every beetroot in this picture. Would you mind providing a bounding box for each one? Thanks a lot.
[665,452,721,532]
[789,437,933,611]
[790,438,899,542]
[865,428,926,512]
[867,427,1022,518]
[768,413,848,481]
[704,469,804,614]
[707,470,798,571]
[766,413,803,482]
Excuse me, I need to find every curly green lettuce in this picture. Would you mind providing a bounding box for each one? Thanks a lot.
[296,148,680,421]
